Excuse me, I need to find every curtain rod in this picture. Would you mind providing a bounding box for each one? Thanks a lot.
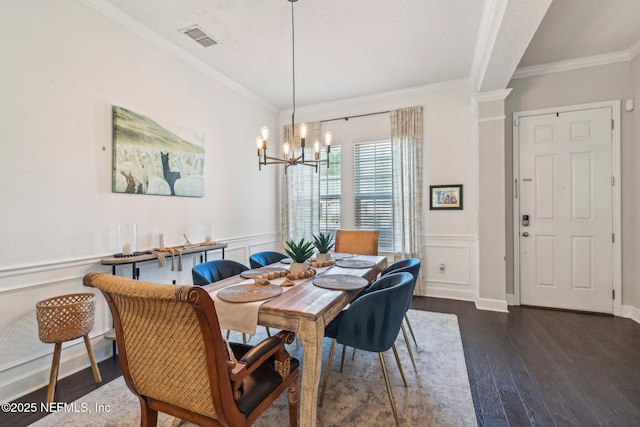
[320,110,390,123]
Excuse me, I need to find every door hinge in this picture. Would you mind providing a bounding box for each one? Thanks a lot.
[611,119,614,130]
[612,233,615,243]
[611,176,615,186]
[612,289,615,300]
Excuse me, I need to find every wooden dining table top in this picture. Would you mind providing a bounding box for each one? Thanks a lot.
[201,255,388,322]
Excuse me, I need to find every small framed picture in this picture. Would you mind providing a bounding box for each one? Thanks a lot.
[430,185,463,210]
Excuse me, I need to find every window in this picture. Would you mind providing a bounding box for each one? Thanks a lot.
[354,140,393,251]
[319,145,341,234]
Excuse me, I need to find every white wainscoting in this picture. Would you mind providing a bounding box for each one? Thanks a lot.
[421,235,479,303]
[0,232,281,403]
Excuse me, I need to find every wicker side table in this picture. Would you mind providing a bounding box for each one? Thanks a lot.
[36,293,102,403]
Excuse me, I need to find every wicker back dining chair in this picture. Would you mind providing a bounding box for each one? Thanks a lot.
[319,272,414,427]
[83,272,299,427]
[249,251,287,269]
[334,230,379,255]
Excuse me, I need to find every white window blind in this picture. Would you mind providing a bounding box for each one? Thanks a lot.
[354,140,393,251]
[319,145,341,234]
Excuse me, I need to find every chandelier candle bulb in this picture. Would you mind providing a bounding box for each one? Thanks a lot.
[256,137,263,156]
[300,123,307,147]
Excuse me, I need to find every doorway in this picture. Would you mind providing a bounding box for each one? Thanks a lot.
[512,101,621,314]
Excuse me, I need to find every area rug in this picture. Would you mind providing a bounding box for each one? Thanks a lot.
[32,310,476,426]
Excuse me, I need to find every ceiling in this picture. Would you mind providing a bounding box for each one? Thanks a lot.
[98,0,640,110]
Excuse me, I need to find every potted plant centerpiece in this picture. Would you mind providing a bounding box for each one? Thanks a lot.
[284,238,315,275]
[313,232,335,263]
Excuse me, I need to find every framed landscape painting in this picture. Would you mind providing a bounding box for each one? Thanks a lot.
[430,185,463,210]
[112,106,205,197]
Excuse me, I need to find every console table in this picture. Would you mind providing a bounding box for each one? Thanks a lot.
[100,242,227,279]
[100,242,227,359]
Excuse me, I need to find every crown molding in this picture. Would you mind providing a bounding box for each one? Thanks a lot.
[81,0,278,113]
[512,50,631,80]
[472,88,513,104]
[285,78,472,116]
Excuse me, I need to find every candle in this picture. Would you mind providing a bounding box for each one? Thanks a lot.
[159,232,165,249]
[205,235,212,245]
[123,242,132,255]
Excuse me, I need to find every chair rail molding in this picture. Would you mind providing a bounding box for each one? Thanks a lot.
[0,231,282,404]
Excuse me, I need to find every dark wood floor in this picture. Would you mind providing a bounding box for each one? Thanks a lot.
[3,297,640,427]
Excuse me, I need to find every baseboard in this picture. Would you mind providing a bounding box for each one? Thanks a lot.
[621,304,640,325]
[424,286,477,303]
[505,293,516,306]
[475,297,509,313]
[0,334,112,403]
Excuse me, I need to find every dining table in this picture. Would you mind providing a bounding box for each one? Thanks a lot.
[202,254,388,427]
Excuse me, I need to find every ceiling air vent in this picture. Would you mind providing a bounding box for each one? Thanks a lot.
[180,25,218,48]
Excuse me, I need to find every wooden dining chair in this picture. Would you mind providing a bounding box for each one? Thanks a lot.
[334,230,379,255]
[83,272,299,427]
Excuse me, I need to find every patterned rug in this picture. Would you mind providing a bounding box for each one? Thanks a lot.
[32,310,476,426]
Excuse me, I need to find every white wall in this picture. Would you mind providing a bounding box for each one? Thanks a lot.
[278,82,479,300]
[506,61,637,313]
[0,0,280,402]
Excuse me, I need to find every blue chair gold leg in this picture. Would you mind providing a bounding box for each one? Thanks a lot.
[319,338,337,407]
[379,352,401,427]
[401,323,417,370]
[405,314,417,346]
[339,344,347,373]
[391,344,408,387]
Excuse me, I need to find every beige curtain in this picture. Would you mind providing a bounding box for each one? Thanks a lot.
[390,106,425,294]
[281,121,322,244]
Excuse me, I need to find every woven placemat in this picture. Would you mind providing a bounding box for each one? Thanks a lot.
[217,284,283,303]
[335,259,376,269]
[280,258,293,264]
[241,267,288,279]
[313,274,368,291]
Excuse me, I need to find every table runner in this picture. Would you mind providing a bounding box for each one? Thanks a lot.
[209,265,334,335]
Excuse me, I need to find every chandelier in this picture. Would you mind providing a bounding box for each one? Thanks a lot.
[256,0,332,173]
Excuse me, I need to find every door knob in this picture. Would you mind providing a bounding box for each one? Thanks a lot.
[522,232,529,237]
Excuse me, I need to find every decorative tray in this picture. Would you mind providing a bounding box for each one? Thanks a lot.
[313,274,369,291]
[217,284,283,303]
[335,259,376,269]
[241,267,288,279]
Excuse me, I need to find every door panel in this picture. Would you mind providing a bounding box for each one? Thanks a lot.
[519,107,613,313]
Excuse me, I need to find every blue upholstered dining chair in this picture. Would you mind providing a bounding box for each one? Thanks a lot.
[249,251,288,269]
[380,258,421,368]
[191,260,249,286]
[319,272,414,427]
[192,260,267,342]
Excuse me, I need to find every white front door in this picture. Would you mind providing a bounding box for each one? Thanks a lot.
[518,107,613,313]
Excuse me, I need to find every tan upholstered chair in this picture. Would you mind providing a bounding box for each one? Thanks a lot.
[83,273,299,427]
[334,230,380,255]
